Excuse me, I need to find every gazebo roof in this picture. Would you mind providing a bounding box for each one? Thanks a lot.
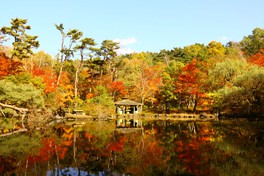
[115,99,142,106]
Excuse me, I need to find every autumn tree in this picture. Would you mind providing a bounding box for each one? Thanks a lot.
[118,53,163,107]
[232,66,264,115]
[207,41,226,57]
[108,81,127,101]
[247,48,264,67]
[0,52,22,79]
[176,58,207,112]
[1,18,39,60]
[55,72,74,109]
[155,60,184,112]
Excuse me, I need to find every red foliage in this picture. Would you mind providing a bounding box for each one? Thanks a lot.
[86,93,94,99]
[174,124,217,175]
[0,52,22,78]
[108,137,127,152]
[176,58,210,110]
[176,59,204,97]
[27,137,70,164]
[143,141,165,167]
[84,132,93,140]
[247,49,264,67]
[177,58,200,95]
[32,65,57,93]
[108,81,127,99]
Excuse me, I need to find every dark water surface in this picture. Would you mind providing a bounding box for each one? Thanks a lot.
[0,119,264,176]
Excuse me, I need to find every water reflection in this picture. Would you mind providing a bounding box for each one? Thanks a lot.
[0,120,264,175]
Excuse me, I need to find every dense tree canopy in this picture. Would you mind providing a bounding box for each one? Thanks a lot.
[0,18,263,118]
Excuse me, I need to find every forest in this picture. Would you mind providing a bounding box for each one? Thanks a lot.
[0,18,263,125]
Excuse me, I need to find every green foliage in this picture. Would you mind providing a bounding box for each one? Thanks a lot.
[0,107,18,118]
[1,18,39,59]
[89,86,114,105]
[55,23,83,60]
[208,58,247,89]
[207,41,226,57]
[85,86,115,116]
[183,43,209,61]
[0,134,41,157]
[100,40,119,60]
[156,60,184,112]
[0,116,20,132]
[240,28,264,56]
[1,18,264,117]
[233,67,264,114]
[5,73,45,90]
[212,65,264,115]
[0,75,44,108]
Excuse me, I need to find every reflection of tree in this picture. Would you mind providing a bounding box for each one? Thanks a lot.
[0,132,44,175]
[1,120,264,175]
[143,121,219,175]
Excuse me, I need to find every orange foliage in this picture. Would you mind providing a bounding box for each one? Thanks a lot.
[174,124,217,175]
[84,132,93,140]
[86,93,94,99]
[0,52,22,78]
[177,58,200,94]
[32,65,57,93]
[108,81,127,99]
[176,58,210,109]
[247,48,264,67]
[56,72,74,106]
[142,140,168,169]
[108,137,127,152]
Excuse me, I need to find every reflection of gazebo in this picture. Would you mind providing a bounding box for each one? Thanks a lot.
[115,98,142,115]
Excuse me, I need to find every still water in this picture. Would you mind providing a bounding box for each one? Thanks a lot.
[0,119,264,176]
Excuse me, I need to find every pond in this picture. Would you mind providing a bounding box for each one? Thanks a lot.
[0,119,264,176]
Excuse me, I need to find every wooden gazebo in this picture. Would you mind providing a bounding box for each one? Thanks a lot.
[114,98,142,115]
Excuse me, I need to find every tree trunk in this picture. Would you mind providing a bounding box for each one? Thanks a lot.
[193,99,197,112]
[0,128,27,137]
[0,103,28,130]
[0,102,28,113]
[56,63,63,86]
[74,51,84,105]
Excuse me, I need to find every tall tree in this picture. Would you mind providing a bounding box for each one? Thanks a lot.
[176,58,207,112]
[74,37,96,102]
[1,18,39,60]
[99,40,119,81]
[55,23,83,86]
[156,60,184,112]
[119,53,163,106]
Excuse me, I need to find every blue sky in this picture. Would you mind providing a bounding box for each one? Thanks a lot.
[1,0,264,56]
